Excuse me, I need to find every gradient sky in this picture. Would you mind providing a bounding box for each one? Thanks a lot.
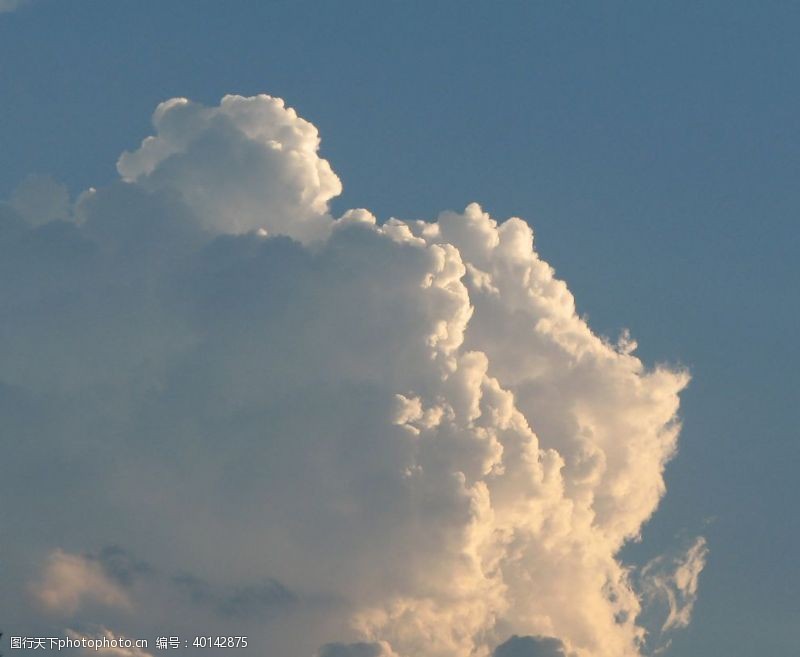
[1,2,798,656]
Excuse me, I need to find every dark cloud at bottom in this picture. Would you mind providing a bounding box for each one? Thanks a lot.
[493,635,568,657]
[319,642,387,657]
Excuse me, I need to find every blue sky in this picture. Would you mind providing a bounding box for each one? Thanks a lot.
[1,2,798,656]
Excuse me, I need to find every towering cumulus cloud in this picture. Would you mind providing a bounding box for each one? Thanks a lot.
[0,95,704,657]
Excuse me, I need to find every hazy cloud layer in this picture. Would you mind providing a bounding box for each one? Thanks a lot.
[0,0,30,13]
[0,94,704,657]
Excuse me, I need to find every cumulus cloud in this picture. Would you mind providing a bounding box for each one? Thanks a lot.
[117,94,341,242]
[0,93,703,657]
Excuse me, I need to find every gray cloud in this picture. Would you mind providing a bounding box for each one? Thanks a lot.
[92,546,153,588]
[173,573,295,619]
[493,635,568,657]
[319,642,392,657]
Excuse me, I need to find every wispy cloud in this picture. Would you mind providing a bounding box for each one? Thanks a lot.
[642,537,709,634]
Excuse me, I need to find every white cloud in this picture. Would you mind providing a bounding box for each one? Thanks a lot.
[0,94,701,657]
[117,94,341,242]
[66,627,154,657]
[29,550,131,615]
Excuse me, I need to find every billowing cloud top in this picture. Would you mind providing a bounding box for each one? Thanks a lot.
[0,94,703,657]
[117,95,342,242]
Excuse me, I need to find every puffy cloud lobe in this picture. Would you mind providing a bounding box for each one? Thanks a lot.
[0,94,704,657]
[117,94,341,242]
